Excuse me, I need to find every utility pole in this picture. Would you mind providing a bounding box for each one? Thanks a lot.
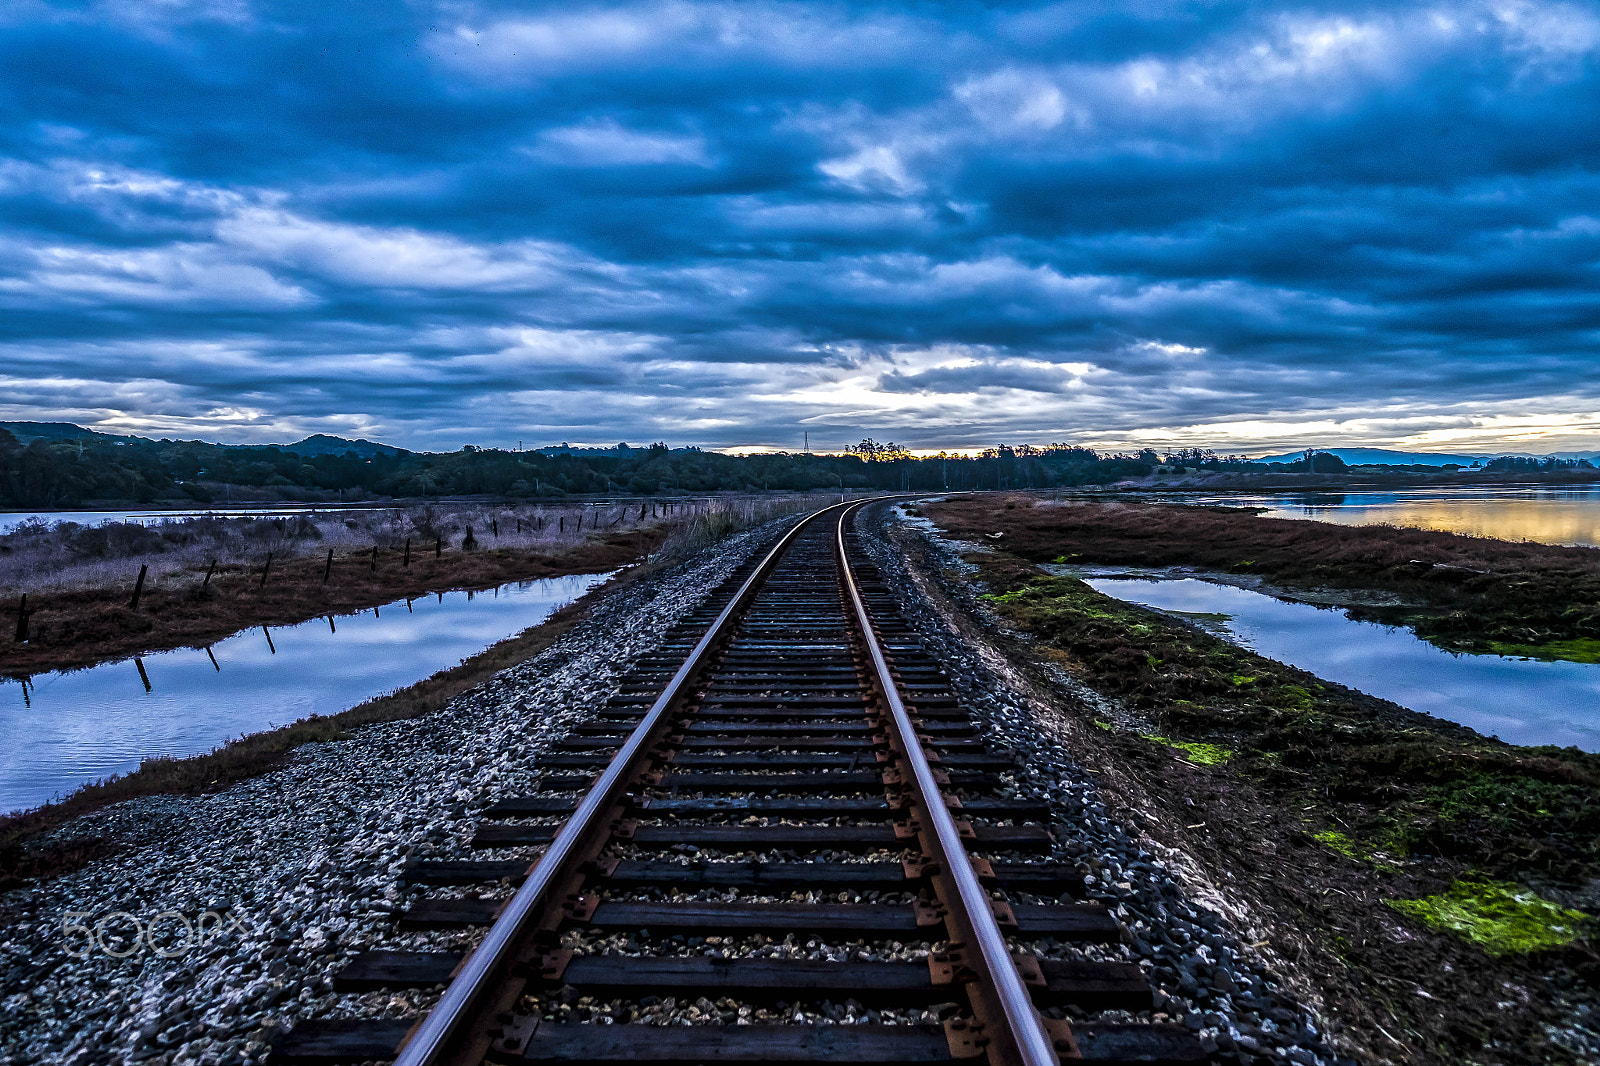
[804,431,809,453]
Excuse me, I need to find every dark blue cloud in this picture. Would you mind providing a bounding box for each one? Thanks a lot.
[1,0,1599,455]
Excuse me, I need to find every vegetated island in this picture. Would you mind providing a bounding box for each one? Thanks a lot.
[911,493,1598,1065]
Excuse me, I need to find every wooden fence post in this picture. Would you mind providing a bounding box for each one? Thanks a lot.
[130,565,148,610]
[435,536,442,558]
[259,553,272,589]
[370,546,378,571]
[323,548,334,584]
[203,560,217,588]
[13,594,26,643]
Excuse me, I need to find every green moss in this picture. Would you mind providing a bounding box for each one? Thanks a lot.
[1142,734,1234,766]
[1272,684,1315,710]
[1231,674,1257,686]
[1386,878,1591,956]
[1314,829,1365,859]
[1485,638,1600,664]
[1092,719,1114,731]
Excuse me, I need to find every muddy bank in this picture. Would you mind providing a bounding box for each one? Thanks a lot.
[2,530,661,677]
[923,494,1600,660]
[904,499,1599,1065]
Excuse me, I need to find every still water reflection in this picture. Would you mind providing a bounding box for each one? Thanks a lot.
[1,571,611,814]
[1185,486,1600,547]
[1085,576,1600,753]
[0,505,389,533]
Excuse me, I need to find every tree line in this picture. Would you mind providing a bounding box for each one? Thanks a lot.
[1,426,1588,508]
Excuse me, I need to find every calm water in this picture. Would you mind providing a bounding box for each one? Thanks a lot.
[0,505,387,533]
[1,572,610,814]
[1085,576,1600,752]
[1184,486,1600,547]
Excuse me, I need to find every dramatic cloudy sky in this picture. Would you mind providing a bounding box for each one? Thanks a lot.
[2,0,1599,454]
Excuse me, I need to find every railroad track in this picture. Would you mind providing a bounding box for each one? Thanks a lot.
[273,500,1205,1066]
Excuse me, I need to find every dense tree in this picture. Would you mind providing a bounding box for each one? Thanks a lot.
[1,429,1581,508]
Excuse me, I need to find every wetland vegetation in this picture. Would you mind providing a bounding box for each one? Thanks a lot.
[916,493,1599,1064]
[930,494,1600,662]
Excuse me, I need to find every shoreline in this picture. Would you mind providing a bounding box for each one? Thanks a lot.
[2,529,663,677]
[0,549,657,884]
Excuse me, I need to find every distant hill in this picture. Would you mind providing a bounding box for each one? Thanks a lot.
[1255,448,1494,467]
[282,434,407,458]
[0,421,135,445]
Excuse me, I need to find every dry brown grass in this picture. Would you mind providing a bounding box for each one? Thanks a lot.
[3,494,835,675]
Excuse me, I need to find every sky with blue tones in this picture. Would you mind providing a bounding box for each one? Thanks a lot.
[2,0,1598,455]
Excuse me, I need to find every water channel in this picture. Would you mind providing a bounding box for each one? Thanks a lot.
[0,505,392,534]
[1,571,611,814]
[1079,573,1600,753]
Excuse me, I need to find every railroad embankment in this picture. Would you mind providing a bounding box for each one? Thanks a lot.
[897,494,1599,1065]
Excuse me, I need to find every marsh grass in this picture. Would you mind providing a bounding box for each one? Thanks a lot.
[2,500,686,599]
[1,493,841,676]
[930,492,1600,659]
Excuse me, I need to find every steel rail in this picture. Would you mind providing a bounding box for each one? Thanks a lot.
[393,499,859,1066]
[835,502,1061,1066]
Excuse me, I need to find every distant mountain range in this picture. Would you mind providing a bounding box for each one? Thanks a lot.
[1254,447,1600,466]
[0,422,406,458]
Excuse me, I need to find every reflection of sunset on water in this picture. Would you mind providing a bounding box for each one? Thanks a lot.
[1198,488,1600,548]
